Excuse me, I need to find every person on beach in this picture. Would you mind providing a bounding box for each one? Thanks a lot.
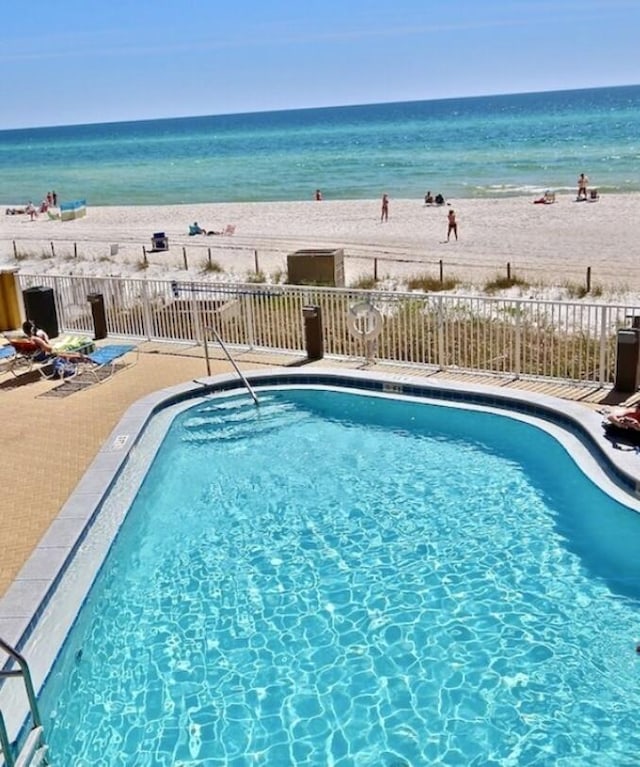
[424,191,434,205]
[577,173,589,200]
[315,189,323,201]
[447,208,458,241]
[381,193,389,222]
[434,193,445,205]
[52,191,58,206]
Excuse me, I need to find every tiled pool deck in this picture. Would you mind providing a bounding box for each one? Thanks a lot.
[2,340,638,600]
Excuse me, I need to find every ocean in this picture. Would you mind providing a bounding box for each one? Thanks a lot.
[1,85,638,206]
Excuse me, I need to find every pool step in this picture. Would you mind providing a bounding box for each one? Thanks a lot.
[13,726,48,767]
[181,397,305,444]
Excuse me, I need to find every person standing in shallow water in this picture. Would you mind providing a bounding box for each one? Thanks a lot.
[380,193,389,222]
[447,208,458,241]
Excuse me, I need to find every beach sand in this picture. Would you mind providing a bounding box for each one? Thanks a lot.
[1,194,638,297]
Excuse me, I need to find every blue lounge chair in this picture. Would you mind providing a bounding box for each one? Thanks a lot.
[76,343,138,383]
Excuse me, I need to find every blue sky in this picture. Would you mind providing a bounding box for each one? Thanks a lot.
[1,0,638,129]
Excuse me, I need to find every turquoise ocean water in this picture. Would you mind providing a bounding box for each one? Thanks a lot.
[1,85,639,206]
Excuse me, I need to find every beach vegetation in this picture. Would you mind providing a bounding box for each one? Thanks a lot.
[135,257,149,271]
[350,274,378,290]
[246,270,266,283]
[406,273,460,292]
[483,275,529,293]
[201,258,223,274]
[271,268,285,284]
[564,281,603,299]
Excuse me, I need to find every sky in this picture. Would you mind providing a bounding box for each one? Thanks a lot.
[1,0,638,130]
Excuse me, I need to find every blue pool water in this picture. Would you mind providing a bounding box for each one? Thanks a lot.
[39,388,640,765]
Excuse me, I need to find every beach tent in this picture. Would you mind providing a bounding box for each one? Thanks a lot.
[60,199,87,221]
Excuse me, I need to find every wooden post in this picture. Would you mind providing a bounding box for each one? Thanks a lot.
[374,258,378,281]
[439,259,444,284]
[586,266,591,294]
[183,247,188,270]
[73,242,78,259]
[50,241,55,258]
[12,240,17,260]
[208,247,212,267]
[254,249,259,274]
[507,262,511,281]
[142,246,148,266]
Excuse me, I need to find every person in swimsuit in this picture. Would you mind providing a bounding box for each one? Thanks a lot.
[577,173,589,200]
[381,193,389,222]
[607,405,640,430]
[447,208,457,241]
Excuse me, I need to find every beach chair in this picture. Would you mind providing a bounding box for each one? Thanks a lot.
[47,210,61,220]
[4,337,49,377]
[588,189,600,202]
[151,232,169,251]
[71,343,139,384]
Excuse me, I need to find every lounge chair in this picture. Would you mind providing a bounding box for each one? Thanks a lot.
[151,232,169,251]
[68,343,139,384]
[4,334,94,378]
[47,210,61,221]
[0,344,16,372]
[588,189,600,202]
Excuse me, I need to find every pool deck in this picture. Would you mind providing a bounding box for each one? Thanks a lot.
[1,340,638,599]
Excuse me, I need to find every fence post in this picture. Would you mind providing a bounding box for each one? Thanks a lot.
[208,247,212,267]
[598,305,608,385]
[439,259,444,284]
[586,266,591,294]
[74,242,78,259]
[436,296,445,369]
[50,241,55,259]
[374,258,378,281]
[514,301,521,378]
[507,262,511,281]
[183,247,188,271]
[140,279,154,340]
[254,249,259,275]
[242,292,256,350]
[142,246,148,267]
[12,240,17,260]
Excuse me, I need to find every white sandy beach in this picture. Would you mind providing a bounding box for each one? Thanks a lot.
[1,194,638,298]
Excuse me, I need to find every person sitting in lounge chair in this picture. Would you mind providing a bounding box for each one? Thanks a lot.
[22,319,52,359]
[606,405,640,430]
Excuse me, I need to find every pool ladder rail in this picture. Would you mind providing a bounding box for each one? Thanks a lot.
[0,638,49,767]
[201,326,259,406]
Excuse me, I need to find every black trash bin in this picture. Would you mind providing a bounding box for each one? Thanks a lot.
[302,305,324,361]
[87,293,108,340]
[22,285,59,338]
[614,327,640,392]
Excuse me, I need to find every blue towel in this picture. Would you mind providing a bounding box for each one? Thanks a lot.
[88,344,136,365]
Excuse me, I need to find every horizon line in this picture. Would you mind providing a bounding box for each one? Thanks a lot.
[2,82,639,133]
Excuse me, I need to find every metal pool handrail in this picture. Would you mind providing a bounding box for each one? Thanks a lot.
[203,326,259,406]
[0,637,46,767]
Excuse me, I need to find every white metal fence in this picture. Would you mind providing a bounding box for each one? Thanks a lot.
[16,273,640,384]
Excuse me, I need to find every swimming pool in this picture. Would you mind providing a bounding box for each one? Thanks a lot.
[2,371,640,765]
[0,371,638,765]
